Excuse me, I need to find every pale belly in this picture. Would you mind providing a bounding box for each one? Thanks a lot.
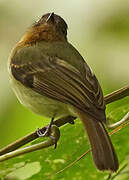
[10,77,75,119]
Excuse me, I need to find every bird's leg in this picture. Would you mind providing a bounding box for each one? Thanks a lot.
[106,112,129,129]
[36,117,58,148]
[38,117,59,148]
[37,117,54,137]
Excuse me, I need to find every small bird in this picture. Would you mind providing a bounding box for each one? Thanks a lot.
[8,12,119,172]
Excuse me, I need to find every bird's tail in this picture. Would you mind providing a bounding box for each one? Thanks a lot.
[78,111,119,172]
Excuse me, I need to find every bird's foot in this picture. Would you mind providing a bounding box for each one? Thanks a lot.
[36,117,57,148]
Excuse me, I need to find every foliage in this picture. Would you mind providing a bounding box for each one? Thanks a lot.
[0,97,129,180]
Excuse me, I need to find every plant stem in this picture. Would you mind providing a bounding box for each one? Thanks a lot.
[104,85,129,104]
[0,125,60,162]
[107,112,129,129]
[0,116,75,156]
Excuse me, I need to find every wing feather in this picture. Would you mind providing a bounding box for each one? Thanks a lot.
[11,55,106,121]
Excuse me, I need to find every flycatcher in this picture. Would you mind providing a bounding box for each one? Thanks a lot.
[8,13,118,171]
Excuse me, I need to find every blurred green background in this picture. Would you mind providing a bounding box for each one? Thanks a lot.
[0,0,129,179]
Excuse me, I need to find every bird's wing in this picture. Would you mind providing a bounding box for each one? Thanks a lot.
[10,52,106,121]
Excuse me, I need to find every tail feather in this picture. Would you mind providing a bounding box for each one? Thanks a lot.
[78,112,119,172]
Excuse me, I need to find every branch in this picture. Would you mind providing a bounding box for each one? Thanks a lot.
[0,84,129,157]
[0,125,60,162]
[0,116,76,156]
[104,85,129,104]
[107,112,129,129]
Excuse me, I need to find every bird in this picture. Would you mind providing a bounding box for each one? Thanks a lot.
[8,12,119,172]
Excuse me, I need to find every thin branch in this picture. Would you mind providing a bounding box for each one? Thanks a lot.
[54,149,91,177]
[107,112,129,129]
[0,125,60,162]
[0,116,76,156]
[104,85,129,104]
[0,84,129,157]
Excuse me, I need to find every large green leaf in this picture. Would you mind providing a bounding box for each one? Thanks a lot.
[0,97,129,180]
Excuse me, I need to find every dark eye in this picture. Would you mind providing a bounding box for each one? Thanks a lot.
[62,28,67,35]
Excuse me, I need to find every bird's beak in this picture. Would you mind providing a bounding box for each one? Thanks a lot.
[46,12,54,23]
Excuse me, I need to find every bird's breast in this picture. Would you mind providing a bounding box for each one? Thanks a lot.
[10,75,72,118]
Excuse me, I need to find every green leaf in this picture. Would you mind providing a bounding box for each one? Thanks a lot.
[0,97,129,180]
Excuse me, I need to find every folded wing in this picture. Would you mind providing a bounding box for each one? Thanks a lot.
[11,53,106,121]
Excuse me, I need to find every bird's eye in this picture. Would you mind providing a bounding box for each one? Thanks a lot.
[62,29,67,35]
